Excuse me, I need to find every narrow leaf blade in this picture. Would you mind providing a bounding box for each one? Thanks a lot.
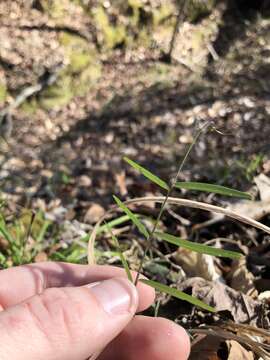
[113,195,149,239]
[97,215,133,235]
[124,157,169,191]
[140,279,215,312]
[155,232,243,259]
[175,181,252,200]
[0,222,14,244]
[110,230,133,282]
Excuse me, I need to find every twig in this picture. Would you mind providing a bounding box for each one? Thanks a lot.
[125,196,270,235]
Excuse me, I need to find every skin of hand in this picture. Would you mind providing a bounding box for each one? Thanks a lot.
[0,262,190,360]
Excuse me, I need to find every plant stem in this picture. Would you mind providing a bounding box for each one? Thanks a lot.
[22,211,35,264]
[134,121,211,285]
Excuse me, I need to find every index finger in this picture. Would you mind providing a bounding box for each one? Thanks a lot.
[0,262,155,311]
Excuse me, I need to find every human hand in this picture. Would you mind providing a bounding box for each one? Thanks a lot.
[0,262,190,359]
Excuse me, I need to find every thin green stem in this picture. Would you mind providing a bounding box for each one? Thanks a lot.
[22,211,35,264]
[134,121,211,285]
[173,121,210,186]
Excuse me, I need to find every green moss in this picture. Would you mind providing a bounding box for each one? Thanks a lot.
[0,83,7,104]
[21,98,39,114]
[89,1,175,51]
[92,6,126,49]
[153,2,174,26]
[60,33,94,72]
[128,0,143,26]
[40,0,67,19]
[38,33,101,110]
[187,0,216,23]
[39,74,74,109]
[128,0,142,7]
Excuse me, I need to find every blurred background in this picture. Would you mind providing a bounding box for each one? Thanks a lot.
[1,0,269,211]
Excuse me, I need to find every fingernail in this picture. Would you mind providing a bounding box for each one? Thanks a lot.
[86,278,138,315]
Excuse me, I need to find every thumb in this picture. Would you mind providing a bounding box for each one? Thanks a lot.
[0,277,138,360]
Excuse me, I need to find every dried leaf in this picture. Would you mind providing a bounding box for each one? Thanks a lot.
[254,174,270,202]
[258,291,270,304]
[229,200,270,222]
[115,171,128,196]
[190,327,269,359]
[190,334,222,360]
[180,277,262,325]
[227,258,257,297]
[173,248,223,281]
[227,340,254,360]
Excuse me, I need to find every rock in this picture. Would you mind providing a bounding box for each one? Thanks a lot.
[78,175,92,187]
[84,203,105,224]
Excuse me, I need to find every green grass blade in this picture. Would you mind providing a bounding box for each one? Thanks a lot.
[124,157,169,191]
[36,219,51,243]
[97,215,135,235]
[0,222,14,244]
[113,195,149,239]
[109,229,133,282]
[174,181,252,200]
[155,232,243,259]
[140,279,215,312]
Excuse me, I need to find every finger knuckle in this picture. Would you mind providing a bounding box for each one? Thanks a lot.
[25,288,85,344]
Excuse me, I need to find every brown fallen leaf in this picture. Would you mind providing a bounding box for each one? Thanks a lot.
[227,257,257,297]
[190,326,270,359]
[173,248,222,281]
[115,171,127,196]
[226,340,254,360]
[227,174,270,220]
[180,277,262,325]
[258,291,270,304]
[229,200,270,222]
[190,334,222,360]
[254,174,270,202]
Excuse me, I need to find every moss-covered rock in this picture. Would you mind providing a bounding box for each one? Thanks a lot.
[38,33,101,110]
[187,0,216,23]
[91,1,175,51]
[92,6,126,49]
[40,0,84,20]
[19,0,219,113]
